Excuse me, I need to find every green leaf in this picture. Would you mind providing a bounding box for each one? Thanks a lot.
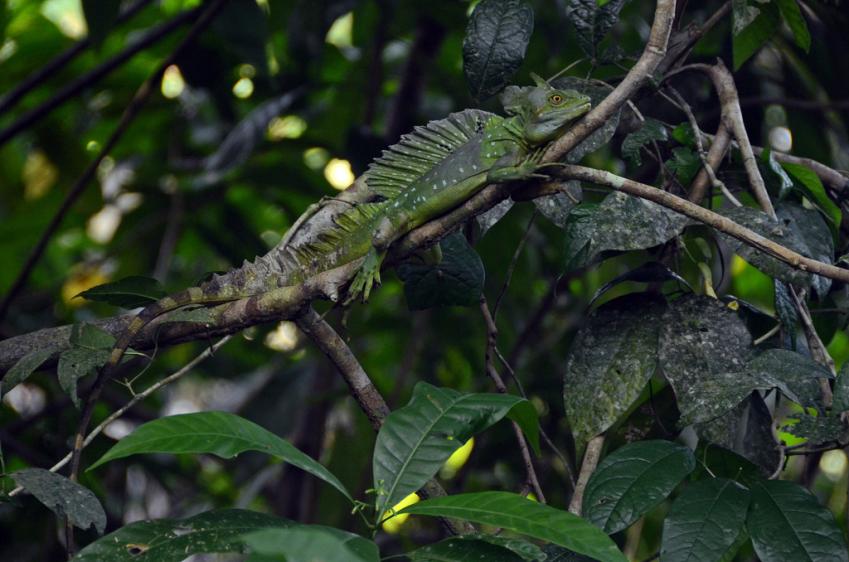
[781,414,848,446]
[782,162,841,237]
[399,492,627,562]
[833,361,849,413]
[565,0,627,59]
[78,276,166,308]
[462,0,534,100]
[748,480,849,562]
[407,535,545,561]
[659,295,753,420]
[661,478,751,562]
[534,181,582,228]
[81,0,120,47]
[776,0,811,51]
[70,322,116,350]
[88,411,352,501]
[397,234,485,310]
[732,0,781,70]
[12,468,106,535]
[621,118,668,167]
[72,509,289,562]
[671,122,696,147]
[563,192,690,270]
[58,347,110,409]
[564,294,665,449]
[242,526,379,562]
[0,348,54,397]
[694,443,766,487]
[373,382,538,520]
[665,146,701,184]
[583,440,696,534]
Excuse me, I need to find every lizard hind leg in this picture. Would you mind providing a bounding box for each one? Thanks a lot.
[344,246,385,304]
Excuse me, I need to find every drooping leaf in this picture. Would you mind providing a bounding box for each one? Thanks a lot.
[782,162,841,237]
[72,509,289,562]
[88,411,352,501]
[621,118,668,167]
[565,0,628,59]
[534,181,582,228]
[776,202,834,297]
[563,192,690,270]
[81,0,120,47]
[732,0,781,70]
[781,414,848,447]
[564,294,665,449]
[195,92,300,187]
[583,440,696,534]
[242,526,379,562]
[0,348,54,397]
[397,233,485,310]
[373,383,538,520]
[12,469,106,535]
[407,535,545,562]
[774,280,798,349]
[399,492,627,562]
[833,361,849,413]
[462,0,534,100]
[78,276,166,308]
[58,347,110,409]
[661,478,751,562]
[748,480,849,562]
[776,0,811,52]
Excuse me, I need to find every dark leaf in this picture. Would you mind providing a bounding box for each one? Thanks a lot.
[760,149,794,199]
[476,199,515,235]
[748,480,849,562]
[833,361,849,413]
[776,0,811,52]
[57,347,110,409]
[665,147,700,184]
[0,348,54,397]
[776,202,834,297]
[589,262,691,306]
[621,118,668,167]
[69,322,116,350]
[534,181,582,228]
[564,294,665,449]
[399,492,626,562]
[565,0,628,59]
[732,0,781,70]
[541,544,597,561]
[242,526,379,562]
[694,443,766,486]
[373,382,538,520]
[88,412,352,501]
[72,509,289,562]
[12,469,105,535]
[661,478,751,562]
[408,535,545,561]
[81,0,120,47]
[774,280,798,349]
[583,440,696,534]
[782,414,848,447]
[782,162,841,237]
[462,0,534,100]
[78,276,166,308]
[397,233,485,310]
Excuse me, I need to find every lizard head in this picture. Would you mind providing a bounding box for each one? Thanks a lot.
[500,74,592,145]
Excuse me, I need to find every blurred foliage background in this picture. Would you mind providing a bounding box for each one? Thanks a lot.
[1,0,849,560]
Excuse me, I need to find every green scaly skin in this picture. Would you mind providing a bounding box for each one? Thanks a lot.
[102,79,591,373]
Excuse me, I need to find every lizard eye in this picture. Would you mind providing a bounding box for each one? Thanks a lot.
[549,94,563,105]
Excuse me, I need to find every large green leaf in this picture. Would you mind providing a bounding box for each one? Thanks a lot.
[242,526,379,562]
[399,492,626,562]
[12,469,106,535]
[659,295,753,420]
[583,440,696,534]
[88,411,351,501]
[564,294,665,449]
[373,382,538,519]
[776,0,811,52]
[661,478,751,562]
[732,0,781,70]
[565,0,627,59]
[462,0,534,100]
[72,509,289,562]
[78,276,166,308]
[748,480,849,562]
[563,192,690,270]
[397,233,485,310]
[407,535,545,561]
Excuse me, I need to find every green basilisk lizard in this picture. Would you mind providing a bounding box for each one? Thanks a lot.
[102,76,591,372]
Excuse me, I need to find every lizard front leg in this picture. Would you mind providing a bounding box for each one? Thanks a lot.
[345,214,403,303]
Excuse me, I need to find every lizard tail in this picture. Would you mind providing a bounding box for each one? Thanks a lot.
[103,288,241,375]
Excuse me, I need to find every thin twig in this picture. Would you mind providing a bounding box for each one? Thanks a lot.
[0,0,154,117]
[789,287,835,408]
[569,435,605,514]
[480,297,546,503]
[8,336,232,498]
[0,4,212,323]
[492,210,536,320]
[690,124,731,203]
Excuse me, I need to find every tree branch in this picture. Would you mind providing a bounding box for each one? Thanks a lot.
[568,435,605,515]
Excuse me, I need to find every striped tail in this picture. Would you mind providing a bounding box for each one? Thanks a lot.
[103,287,243,375]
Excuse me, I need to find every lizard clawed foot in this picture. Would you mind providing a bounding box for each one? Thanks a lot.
[344,248,384,304]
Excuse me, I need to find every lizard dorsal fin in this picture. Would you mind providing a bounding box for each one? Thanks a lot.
[365,109,496,198]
